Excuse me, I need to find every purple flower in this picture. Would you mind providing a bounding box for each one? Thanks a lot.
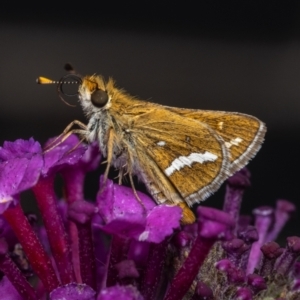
[49,283,96,300]
[0,137,299,300]
[0,138,43,211]
[96,176,182,243]
[31,135,87,286]
[42,134,87,175]
[97,285,143,300]
[94,177,182,295]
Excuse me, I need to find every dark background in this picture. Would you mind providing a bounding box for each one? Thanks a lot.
[1,2,300,241]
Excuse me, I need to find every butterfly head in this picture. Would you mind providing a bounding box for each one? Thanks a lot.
[78,75,110,110]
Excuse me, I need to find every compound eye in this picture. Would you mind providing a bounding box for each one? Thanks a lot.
[91,89,109,108]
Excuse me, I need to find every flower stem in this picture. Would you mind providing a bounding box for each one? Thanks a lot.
[247,206,273,274]
[3,203,59,292]
[0,239,38,300]
[164,235,215,300]
[140,240,168,300]
[32,176,75,284]
[164,207,234,300]
[106,235,129,287]
[77,222,97,290]
[69,221,81,282]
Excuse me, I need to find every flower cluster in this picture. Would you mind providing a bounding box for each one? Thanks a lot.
[0,136,299,299]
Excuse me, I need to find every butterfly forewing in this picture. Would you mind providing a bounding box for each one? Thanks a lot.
[131,109,231,206]
[167,107,266,175]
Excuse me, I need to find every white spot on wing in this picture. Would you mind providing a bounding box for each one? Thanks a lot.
[157,141,166,146]
[225,137,243,149]
[232,137,242,145]
[218,121,224,130]
[165,152,218,176]
[225,141,231,148]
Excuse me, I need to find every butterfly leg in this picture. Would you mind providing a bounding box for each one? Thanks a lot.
[100,128,146,211]
[98,127,118,195]
[117,168,124,185]
[102,127,115,187]
[128,172,146,210]
[43,129,87,153]
[44,120,88,151]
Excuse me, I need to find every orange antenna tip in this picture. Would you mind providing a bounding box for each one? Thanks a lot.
[36,77,57,84]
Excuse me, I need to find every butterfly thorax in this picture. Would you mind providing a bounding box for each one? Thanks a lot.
[78,75,152,173]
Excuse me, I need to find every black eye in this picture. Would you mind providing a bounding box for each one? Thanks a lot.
[91,89,109,108]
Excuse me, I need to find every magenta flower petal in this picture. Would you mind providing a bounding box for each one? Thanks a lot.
[0,276,24,300]
[75,141,101,172]
[97,177,155,223]
[49,283,96,300]
[96,177,153,238]
[97,177,180,242]
[139,205,181,243]
[0,138,42,160]
[68,200,98,224]
[0,138,43,204]
[42,135,87,175]
[100,218,145,238]
[97,285,143,300]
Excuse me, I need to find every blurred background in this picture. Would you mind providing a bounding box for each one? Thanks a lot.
[1,2,300,240]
